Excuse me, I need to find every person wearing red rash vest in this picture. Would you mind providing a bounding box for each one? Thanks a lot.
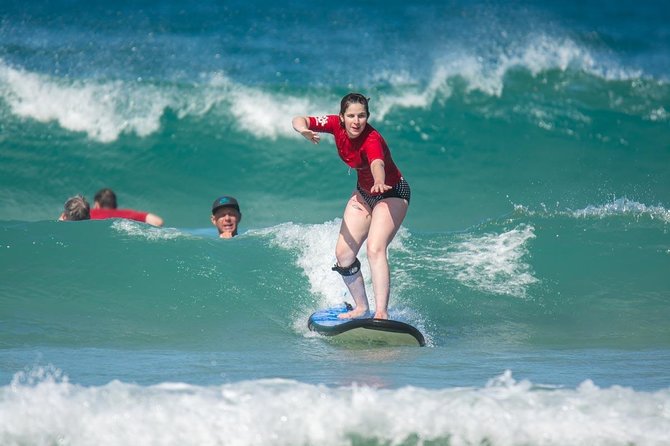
[90,188,164,227]
[292,93,411,320]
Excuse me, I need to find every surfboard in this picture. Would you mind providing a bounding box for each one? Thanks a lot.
[307,303,426,347]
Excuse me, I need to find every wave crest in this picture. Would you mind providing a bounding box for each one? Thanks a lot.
[3,368,669,446]
[0,60,175,142]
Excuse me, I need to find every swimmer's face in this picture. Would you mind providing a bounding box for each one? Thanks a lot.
[211,207,241,238]
[340,103,368,139]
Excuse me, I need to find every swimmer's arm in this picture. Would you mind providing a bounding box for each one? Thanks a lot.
[145,213,164,227]
[292,116,321,144]
[370,159,392,193]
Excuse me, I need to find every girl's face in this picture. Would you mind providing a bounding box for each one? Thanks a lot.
[340,103,368,139]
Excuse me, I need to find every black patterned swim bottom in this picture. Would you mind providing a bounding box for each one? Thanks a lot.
[356,177,411,209]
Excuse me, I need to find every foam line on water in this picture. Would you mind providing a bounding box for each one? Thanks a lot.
[3,366,669,446]
[434,225,538,298]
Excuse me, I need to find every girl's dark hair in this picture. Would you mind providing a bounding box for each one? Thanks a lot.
[339,93,370,117]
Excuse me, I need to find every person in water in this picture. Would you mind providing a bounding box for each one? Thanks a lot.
[292,93,410,320]
[59,195,91,221]
[90,188,164,227]
[211,195,242,238]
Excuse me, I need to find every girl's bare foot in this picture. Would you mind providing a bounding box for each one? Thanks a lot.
[338,306,370,319]
[373,310,388,320]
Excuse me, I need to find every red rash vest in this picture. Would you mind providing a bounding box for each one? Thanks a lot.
[308,115,402,193]
[90,208,149,223]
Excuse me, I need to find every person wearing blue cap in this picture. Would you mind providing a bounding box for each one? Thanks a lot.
[211,196,242,238]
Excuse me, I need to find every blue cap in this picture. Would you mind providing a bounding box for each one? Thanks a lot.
[212,196,240,214]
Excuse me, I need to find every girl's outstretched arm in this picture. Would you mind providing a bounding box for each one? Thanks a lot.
[292,116,321,144]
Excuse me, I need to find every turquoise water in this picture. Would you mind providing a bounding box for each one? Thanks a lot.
[1,1,670,444]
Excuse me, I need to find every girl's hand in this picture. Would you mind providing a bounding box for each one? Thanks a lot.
[301,130,321,144]
[371,183,392,194]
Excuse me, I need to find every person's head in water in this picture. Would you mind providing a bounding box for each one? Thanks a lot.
[211,196,242,238]
[339,93,370,139]
[93,188,117,209]
[59,195,91,221]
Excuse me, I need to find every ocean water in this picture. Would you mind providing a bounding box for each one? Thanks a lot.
[1,0,670,444]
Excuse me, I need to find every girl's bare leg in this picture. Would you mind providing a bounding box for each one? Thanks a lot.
[335,192,373,319]
[366,197,408,319]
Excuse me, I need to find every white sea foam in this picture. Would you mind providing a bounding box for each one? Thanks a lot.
[512,198,670,224]
[0,60,178,143]
[110,219,191,241]
[375,33,645,119]
[570,198,670,223]
[647,106,668,122]
[207,72,330,140]
[212,32,647,137]
[1,27,657,153]
[259,220,409,304]
[256,221,426,342]
[0,60,329,143]
[255,220,349,305]
[375,71,451,121]
[0,32,652,143]
[438,225,538,298]
[451,33,642,94]
[2,367,669,446]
